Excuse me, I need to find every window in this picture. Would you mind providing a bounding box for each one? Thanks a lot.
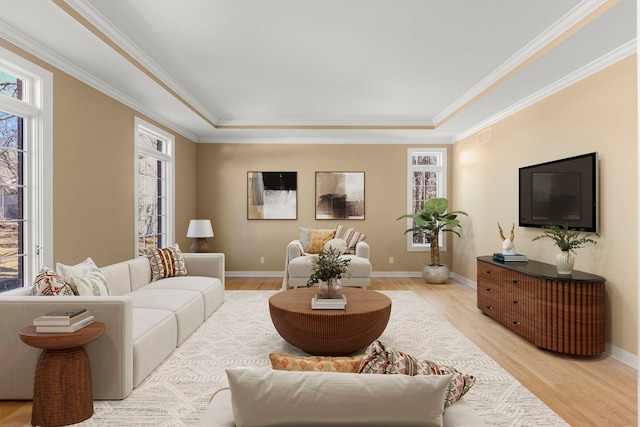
[405,148,447,251]
[134,117,174,256]
[0,47,53,292]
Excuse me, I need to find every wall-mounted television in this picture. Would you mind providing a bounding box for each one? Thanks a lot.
[519,152,598,232]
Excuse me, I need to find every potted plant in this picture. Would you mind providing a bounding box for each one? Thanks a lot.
[306,246,351,294]
[397,197,468,283]
[532,224,599,274]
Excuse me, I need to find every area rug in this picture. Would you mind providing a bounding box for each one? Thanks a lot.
[84,290,568,426]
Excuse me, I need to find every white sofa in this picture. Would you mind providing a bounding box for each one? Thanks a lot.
[197,369,486,427]
[0,252,225,400]
[283,239,372,289]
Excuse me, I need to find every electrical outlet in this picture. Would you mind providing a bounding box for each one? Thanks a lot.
[389,257,394,264]
[260,257,265,264]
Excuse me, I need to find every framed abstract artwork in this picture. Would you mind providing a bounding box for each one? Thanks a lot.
[315,171,365,220]
[247,172,297,219]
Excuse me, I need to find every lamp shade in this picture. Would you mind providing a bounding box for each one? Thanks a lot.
[186,219,214,238]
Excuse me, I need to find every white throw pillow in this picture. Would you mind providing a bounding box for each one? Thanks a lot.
[69,267,110,296]
[324,238,348,254]
[226,367,451,427]
[56,257,97,283]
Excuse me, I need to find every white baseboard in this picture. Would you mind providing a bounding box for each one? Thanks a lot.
[605,343,638,368]
[225,271,284,277]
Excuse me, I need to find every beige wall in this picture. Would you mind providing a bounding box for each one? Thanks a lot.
[0,39,198,267]
[196,143,454,273]
[451,55,638,356]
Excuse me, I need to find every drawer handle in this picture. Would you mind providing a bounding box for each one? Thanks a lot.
[486,306,493,310]
[513,300,519,304]
[513,321,520,325]
[486,288,492,292]
[512,280,519,284]
[485,270,491,274]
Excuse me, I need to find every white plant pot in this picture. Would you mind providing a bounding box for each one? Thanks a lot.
[555,251,575,275]
[422,264,450,284]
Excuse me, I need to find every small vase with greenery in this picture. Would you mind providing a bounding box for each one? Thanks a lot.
[397,197,467,283]
[306,246,351,294]
[532,224,599,274]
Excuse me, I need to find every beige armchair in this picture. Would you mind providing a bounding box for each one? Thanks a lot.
[282,239,372,289]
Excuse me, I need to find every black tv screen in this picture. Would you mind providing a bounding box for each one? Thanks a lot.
[519,152,598,232]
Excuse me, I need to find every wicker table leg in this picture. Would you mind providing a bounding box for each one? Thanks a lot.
[31,347,94,427]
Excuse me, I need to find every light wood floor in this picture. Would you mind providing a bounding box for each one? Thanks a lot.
[2,277,636,426]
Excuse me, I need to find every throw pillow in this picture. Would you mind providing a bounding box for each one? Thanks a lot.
[357,340,476,409]
[145,243,188,282]
[226,367,451,427]
[69,267,110,296]
[31,267,75,296]
[56,257,97,283]
[298,227,310,251]
[323,238,348,255]
[335,224,367,254]
[305,228,336,254]
[269,353,362,373]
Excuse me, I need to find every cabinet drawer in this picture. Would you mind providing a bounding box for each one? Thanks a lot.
[477,262,502,285]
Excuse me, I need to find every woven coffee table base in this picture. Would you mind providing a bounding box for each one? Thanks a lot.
[31,347,94,427]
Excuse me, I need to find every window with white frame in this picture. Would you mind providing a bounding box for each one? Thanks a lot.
[0,47,52,292]
[405,148,447,251]
[134,117,174,256]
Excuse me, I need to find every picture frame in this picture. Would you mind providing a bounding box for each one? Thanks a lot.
[315,171,365,220]
[247,172,297,220]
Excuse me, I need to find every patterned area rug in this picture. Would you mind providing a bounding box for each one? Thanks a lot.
[83,290,568,426]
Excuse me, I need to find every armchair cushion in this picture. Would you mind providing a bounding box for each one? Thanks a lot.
[306,228,336,253]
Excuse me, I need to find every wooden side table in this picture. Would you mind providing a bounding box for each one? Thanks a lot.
[19,322,105,427]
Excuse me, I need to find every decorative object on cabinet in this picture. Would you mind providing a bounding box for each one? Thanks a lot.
[186,219,214,253]
[532,224,598,274]
[315,171,365,220]
[476,256,605,355]
[247,172,297,220]
[398,197,467,284]
[497,222,516,255]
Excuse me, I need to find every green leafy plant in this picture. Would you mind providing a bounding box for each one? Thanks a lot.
[397,198,468,266]
[532,224,599,254]
[306,246,351,287]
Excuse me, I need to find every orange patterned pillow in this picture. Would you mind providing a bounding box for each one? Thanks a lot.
[269,353,363,373]
[305,228,336,254]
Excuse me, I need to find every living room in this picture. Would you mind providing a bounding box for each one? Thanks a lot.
[0,1,637,426]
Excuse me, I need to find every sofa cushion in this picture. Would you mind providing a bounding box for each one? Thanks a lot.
[144,276,224,318]
[131,307,177,387]
[226,367,451,427]
[269,353,363,373]
[129,289,204,344]
[358,340,476,409]
[99,262,132,296]
[305,228,336,254]
[56,257,97,283]
[31,267,75,296]
[145,244,188,281]
[70,267,111,296]
[288,254,371,279]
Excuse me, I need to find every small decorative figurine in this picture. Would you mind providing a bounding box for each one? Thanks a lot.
[498,222,516,255]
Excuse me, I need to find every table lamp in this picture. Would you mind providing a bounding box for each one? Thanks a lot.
[186,219,214,253]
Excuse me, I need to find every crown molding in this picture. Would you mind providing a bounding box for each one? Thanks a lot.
[197,134,455,145]
[454,39,636,143]
[434,0,608,126]
[62,0,220,126]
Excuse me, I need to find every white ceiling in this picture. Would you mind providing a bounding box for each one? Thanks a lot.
[0,0,635,143]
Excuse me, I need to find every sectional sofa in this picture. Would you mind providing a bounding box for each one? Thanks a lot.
[0,252,225,400]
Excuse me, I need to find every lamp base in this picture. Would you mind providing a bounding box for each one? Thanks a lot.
[190,238,210,253]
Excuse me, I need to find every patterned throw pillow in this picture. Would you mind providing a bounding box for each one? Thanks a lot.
[56,257,97,283]
[269,353,363,373]
[305,228,336,254]
[335,224,367,254]
[70,267,110,296]
[357,340,475,409]
[31,267,76,296]
[145,243,188,281]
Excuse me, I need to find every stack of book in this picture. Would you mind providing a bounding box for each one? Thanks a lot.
[33,308,95,333]
[311,294,347,310]
[493,253,528,262]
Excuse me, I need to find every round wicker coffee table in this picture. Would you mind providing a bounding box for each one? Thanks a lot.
[269,288,391,356]
[19,322,105,427]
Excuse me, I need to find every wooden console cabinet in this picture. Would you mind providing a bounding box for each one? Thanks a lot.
[477,256,605,355]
